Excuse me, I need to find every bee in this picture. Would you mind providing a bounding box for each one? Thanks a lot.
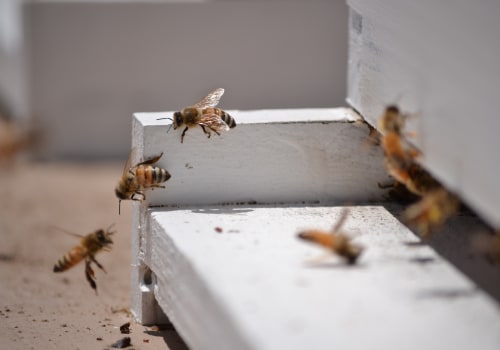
[53,226,114,293]
[378,105,461,237]
[159,88,236,143]
[297,209,363,264]
[403,187,461,238]
[115,150,171,214]
[378,105,441,196]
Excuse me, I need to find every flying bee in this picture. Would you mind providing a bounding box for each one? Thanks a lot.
[159,88,236,143]
[403,187,461,238]
[115,150,171,214]
[53,226,115,293]
[297,208,363,264]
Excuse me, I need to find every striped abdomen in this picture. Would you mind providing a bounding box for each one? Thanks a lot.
[134,165,171,187]
[53,245,86,272]
[201,108,236,128]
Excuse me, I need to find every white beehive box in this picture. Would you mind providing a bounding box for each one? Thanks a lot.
[346,0,500,229]
[129,108,500,350]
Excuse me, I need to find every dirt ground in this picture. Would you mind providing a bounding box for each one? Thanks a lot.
[0,161,188,350]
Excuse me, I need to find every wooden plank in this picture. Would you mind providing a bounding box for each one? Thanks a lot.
[135,205,500,350]
[130,108,392,207]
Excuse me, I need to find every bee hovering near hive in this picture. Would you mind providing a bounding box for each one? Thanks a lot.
[53,226,114,293]
[115,149,171,214]
[402,187,461,238]
[377,105,461,237]
[159,88,236,143]
[297,208,363,264]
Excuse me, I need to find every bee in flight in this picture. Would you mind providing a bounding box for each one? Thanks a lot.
[297,208,363,264]
[403,187,461,238]
[159,88,236,143]
[115,150,171,214]
[53,226,114,293]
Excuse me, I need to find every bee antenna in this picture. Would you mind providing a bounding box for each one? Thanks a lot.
[156,117,174,133]
[49,225,82,238]
[118,200,122,215]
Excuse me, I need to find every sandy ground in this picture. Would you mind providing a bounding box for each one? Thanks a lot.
[0,161,188,350]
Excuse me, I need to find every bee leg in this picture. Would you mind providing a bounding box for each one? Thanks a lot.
[85,259,98,294]
[150,184,166,189]
[181,127,188,143]
[207,126,221,136]
[200,125,211,139]
[90,255,107,273]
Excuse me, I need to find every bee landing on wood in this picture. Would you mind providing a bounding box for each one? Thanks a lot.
[53,226,114,293]
[297,209,363,264]
[115,150,171,214]
[158,88,236,143]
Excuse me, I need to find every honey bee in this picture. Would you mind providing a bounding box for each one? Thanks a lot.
[377,106,462,237]
[403,188,461,238]
[53,226,114,293]
[159,88,236,143]
[115,150,171,214]
[297,209,363,264]
[378,105,441,196]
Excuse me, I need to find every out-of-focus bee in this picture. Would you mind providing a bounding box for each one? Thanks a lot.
[53,226,114,293]
[115,150,171,214]
[378,105,461,237]
[378,105,441,196]
[297,209,363,264]
[159,88,236,143]
[403,188,461,238]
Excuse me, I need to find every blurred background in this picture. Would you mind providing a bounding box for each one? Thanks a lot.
[0,0,348,161]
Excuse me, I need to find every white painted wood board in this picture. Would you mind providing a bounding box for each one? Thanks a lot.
[346,0,500,228]
[130,108,392,207]
[134,205,500,350]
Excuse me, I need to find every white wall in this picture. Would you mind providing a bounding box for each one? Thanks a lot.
[18,0,348,159]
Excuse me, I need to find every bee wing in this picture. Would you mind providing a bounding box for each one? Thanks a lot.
[193,88,225,108]
[199,114,230,132]
[331,208,350,234]
[122,148,136,175]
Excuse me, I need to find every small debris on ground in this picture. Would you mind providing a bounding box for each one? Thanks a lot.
[111,336,132,348]
[119,322,130,334]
